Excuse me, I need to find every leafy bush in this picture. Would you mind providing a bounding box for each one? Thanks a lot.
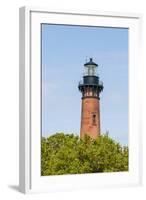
[41,133,128,175]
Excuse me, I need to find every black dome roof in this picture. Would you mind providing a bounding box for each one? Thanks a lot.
[84,58,98,67]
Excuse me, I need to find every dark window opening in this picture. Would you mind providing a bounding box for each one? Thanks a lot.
[92,114,96,125]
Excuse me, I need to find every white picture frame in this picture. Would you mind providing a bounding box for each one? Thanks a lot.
[19,6,143,194]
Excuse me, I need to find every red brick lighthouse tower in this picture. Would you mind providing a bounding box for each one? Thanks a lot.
[78,58,103,139]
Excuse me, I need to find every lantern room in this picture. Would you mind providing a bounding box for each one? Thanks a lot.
[84,58,98,76]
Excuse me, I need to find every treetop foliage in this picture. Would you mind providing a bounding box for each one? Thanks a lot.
[41,133,128,176]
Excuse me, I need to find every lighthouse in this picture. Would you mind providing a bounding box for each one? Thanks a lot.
[78,58,103,139]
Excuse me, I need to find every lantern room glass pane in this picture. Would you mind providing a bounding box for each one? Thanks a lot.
[85,65,97,76]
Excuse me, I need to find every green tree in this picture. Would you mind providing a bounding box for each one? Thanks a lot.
[41,133,128,176]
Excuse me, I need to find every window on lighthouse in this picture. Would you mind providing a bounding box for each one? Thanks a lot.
[92,114,96,125]
[87,65,96,76]
[84,58,98,76]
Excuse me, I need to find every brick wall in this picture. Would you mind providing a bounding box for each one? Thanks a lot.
[80,97,100,139]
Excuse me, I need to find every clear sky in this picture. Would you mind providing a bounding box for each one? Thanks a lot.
[41,24,128,146]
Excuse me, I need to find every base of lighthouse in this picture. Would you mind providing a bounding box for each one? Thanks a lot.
[80,97,100,140]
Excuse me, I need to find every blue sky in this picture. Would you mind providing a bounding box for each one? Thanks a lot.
[41,24,128,146]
